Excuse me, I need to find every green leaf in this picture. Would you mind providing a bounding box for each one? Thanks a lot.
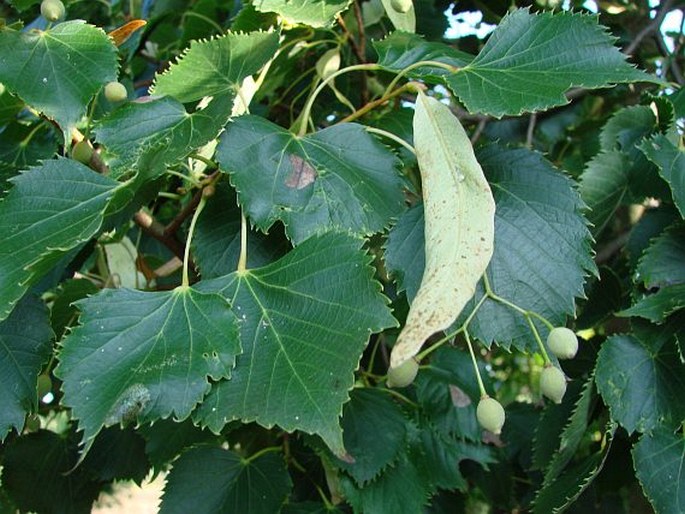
[445,9,656,117]
[253,0,351,27]
[334,388,408,484]
[151,30,279,103]
[595,335,685,433]
[579,151,630,236]
[195,233,396,455]
[0,158,119,321]
[389,92,494,368]
[386,145,595,351]
[627,206,680,268]
[159,447,292,514]
[633,426,685,514]
[193,183,288,279]
[55,286,241,454]
[618,284,685,322]
[0,21,118,130]
[283,502,345,514]
[640,134,685,217]
[0,295,53,440]
[532,424,615,514]
[637,223,685,288]
[374,31,473,82]
[216,116,405,244]
[95,94,233,176]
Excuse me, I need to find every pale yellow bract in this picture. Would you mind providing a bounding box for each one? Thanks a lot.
[389,92,495,369]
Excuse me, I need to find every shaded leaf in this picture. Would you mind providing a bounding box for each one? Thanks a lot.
[445,9,656,117]
[619,284,685,322]
[633,426,685,514]
[0,122,58,183]
[579,151,630,236]
[414,346,492,440]
[542,376,597,485]
[216,116,405,244]
[1,430,103,514]
[636,223,685,288]
[152,30,279,103]
[195,233,396,455]
[532,424,615,514]
[139,418,217,469]
[0,88,23,126]
[0,295,53,440]
[384,203,424,300]
[0,158,119,321]
[193,182,288,279]
[55,286,241,455]
[81,426,150,484]
[159,446,292,514]
[254,0,351,27]
[334,388,408,484]
[640,134,685,217]
[0,21,117,130]
[595,334,685,433]
[340,453,431,514]
[390,92,495,368]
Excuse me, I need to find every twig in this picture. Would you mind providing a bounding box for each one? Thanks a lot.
[337,15,364,65]
[338,83,415,123]
[595,232,631,264]
[353,1,369,104]
[164,189,203,236]
[133,209,187,260]
[470,118,487,144]
[525,113,537,148]
[624,0,675,56]
[656,31,685,85]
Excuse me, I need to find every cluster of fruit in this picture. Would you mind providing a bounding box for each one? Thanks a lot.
[388,327,579,436]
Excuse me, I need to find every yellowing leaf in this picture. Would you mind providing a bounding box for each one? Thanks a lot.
[390,92,495,369]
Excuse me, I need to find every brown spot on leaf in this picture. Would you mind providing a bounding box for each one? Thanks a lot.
[449,385,471,407]
[285,154,317,189]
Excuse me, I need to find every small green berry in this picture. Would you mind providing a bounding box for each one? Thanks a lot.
[476,396,506,434]
[390,0,412,13]
[315,49,340,80]
[41,0,65,22]
[547,327,578,360]
[72,140,93,165]
[540,365,567,404]
[104,81,128,103]
[387,358,419,388]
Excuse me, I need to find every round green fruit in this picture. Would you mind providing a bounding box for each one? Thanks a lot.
[476,396,505,434]
[104,81,127,103]
[72,140,93,164]
[547,327,578,360]
[41,0,65,22]
[387,358,419,388]
[390,0,412,13]
[540,365,567,404]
